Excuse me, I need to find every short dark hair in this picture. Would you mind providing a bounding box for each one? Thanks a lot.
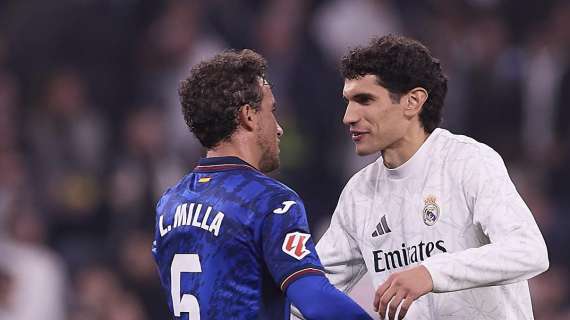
[340,35,448,133]
[179,49,267,148]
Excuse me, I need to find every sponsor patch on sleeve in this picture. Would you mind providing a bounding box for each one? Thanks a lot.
[282,232,311,260]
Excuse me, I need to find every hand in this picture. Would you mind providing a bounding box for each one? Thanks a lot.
[373,265,433,320]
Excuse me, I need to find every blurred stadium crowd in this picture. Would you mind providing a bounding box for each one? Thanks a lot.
[0,0,569,319]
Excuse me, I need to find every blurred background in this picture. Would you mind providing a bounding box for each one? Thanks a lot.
[0,0,568,319]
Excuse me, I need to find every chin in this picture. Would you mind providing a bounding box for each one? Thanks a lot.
[355,146,376,156]
[259,155,280,173]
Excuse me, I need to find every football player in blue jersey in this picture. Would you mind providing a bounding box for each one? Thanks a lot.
[152,49,371,320]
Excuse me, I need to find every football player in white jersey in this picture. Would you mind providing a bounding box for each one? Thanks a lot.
[310,35,549,319]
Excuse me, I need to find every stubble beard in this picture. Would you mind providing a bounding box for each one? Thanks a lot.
[257,135,280,173]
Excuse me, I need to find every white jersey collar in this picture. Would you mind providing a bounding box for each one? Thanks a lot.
[383,128,442,180]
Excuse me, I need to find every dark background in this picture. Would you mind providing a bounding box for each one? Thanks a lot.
[0,0,568,319]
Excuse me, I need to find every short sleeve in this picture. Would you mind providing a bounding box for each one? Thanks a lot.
[260,192,325,291]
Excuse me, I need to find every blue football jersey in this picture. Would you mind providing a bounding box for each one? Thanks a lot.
[152,156,324,319]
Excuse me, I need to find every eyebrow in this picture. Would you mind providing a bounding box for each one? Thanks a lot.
[344,93,376,102]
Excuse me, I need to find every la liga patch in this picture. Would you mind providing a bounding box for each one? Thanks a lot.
[282,232,311,260]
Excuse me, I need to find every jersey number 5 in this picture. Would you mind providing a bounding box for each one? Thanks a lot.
[171,254,202,318]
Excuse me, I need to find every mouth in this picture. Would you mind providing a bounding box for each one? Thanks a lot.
[350,130,368,142]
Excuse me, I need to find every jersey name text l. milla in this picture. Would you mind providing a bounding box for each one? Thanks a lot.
[159,202,224,237]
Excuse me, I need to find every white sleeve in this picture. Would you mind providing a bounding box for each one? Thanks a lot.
[290,183,368,320]
[316,183,367,293]
[422,146,549,292]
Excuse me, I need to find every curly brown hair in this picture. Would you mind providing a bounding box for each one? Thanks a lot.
[340,35,448,133]
[179,49,267,148]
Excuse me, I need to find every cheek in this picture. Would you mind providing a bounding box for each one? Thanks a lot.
[380,106,404,126]
[368,108,390,131]
[369,109,404,141]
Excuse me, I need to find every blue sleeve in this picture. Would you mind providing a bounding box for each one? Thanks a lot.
[286,275,372,320]
[260,192,324,290]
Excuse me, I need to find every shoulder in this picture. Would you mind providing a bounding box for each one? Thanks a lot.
[433,129,505,168]
[433,129,509,191]
[242,172,305,217]
[156,173,193,214]
[248,171,302,200]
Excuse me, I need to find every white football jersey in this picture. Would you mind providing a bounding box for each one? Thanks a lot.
[316,128,549,320]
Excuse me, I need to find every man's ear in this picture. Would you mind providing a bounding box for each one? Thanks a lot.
[404,87,428,117]
[238,104,256,131]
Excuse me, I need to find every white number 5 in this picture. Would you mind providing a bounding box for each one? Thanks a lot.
[171,254,202,318]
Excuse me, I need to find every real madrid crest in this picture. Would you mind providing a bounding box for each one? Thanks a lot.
[423,195,440,226]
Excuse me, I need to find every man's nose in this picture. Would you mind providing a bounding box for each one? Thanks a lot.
[343,102,358,126]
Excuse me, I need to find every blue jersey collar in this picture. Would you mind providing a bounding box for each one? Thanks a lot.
[195,156,257,172]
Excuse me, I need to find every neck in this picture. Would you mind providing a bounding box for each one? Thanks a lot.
[382,126,429,169]
[206,135,261,170]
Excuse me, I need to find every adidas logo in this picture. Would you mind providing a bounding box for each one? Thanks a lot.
[371,215,391,237]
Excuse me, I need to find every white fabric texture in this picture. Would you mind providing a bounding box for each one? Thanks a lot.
[316,128,549,320]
